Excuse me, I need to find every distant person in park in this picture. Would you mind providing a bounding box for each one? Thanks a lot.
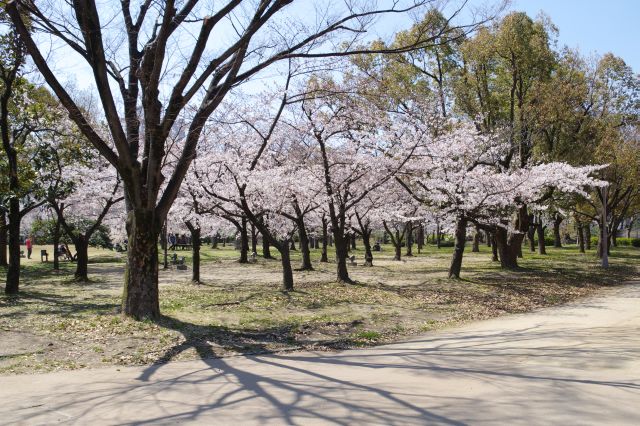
[168,233,177,250]
[25,236,33,259]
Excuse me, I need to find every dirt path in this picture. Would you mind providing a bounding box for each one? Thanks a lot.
[1,282,638,425]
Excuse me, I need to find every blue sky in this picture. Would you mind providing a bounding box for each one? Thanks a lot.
[513,0,639,71]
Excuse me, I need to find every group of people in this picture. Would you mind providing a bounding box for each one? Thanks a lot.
[167,233,192,250]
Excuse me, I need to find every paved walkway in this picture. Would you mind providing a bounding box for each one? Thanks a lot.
[1,283,639,425]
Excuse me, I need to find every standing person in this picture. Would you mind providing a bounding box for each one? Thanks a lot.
[25,236,33,259]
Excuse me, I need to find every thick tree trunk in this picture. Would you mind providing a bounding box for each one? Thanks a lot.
[405,221,414,257]
[0,211,7,268]
[394,231,402,261]
[472,226,480,253]
[494,227,519,269]
[491,233,499,262]
[448,217,467,279]
[262,233,273,259]
[239,218,249,263]
[250,223,258,255]
[436,223,441,249]
[577,222,585,253]
[5,199,21,295]
[297,221,313,271]
[527,225,536,252]
[279,243,294,291]
[122,210,160,320]
[212,232,218,249]
[417,224,424,254]
[362,229,373,266]
[536,222,547,255]
[486,231,492,247]
[191,227,201,283]
[585,224,592,250]
[74,236,89,281]
[320,218,328,263]
[553,216,563,248]
[334,233,351,283]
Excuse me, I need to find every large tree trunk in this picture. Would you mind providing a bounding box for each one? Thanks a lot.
[122,210,160,320]
[494,227,520,269]
[405,221,414,257]
[436,223,441,249]
[250,223,258,255]
[362,229,373,266]
[334,233,351,283]
[0,211,7,268]
[577,222,585,253]
[585,224,592,250]
[448,217,467,279]
[320,217,328,263]
[262,233,272,259]
[5,198,21,295]
[297,220,313,271]
[191,227,201,283]
[536,222,547,255]
[279,242,294,291]
[417,224,424,254]
[239,217,249,263]
[486,231,492,247]
[553,215,563,248]
[527,225,535,252]
[73,235,89,281]
[491,233,499,262]
[472,226,480,252]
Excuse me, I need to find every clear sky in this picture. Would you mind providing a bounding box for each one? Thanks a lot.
[513,0,639,71]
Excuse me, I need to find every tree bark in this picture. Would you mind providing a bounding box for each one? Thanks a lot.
[417,224,424,254]
[472,226,480,252]
[585,224,592,250]
[494,227,520,269]
[334,233,351,283]
[279,243,294,291]
[297,221,313,271]
[527,224,536,252]
[320,217,329,263]
[436,223,441,249]
[262,233,272,259]
[250,223,258,255]
[191,227,201,283]
[73,235,89,281]
[536,222,547,255]
[486,231,492,247]
[5,198,21,295]
[577,222,585,253]
[553,215,563,248]
[448,217,467,279]
[122,209,160,320]
[350,233,356,251]
[405,221,414,257]
[0,211,7,268]
[491,233,499,262]
[239,217,249,263]
[362,229,373,266]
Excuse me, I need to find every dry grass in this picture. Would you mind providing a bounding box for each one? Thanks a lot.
[0,242,638,375]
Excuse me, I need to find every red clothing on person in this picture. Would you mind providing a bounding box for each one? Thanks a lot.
[25,239,32,249]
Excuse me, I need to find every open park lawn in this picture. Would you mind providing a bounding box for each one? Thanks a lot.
[1,243,638,375]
